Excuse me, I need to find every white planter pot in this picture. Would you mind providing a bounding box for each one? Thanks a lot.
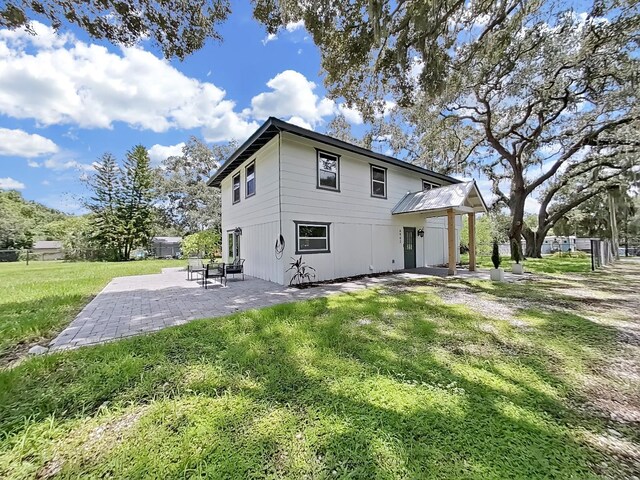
[490,268,505,282]
[512,263,524,275]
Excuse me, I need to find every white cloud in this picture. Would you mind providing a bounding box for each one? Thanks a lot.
[261,33,278,45]
[0,177,25,190]
[0,23,360,146]
[0,128,58,157]
[261,20,304,45]
[250,70,335,127]
[337,104,364,125]
[148,142,185,165]
[286,116,313,130]
[0,22,256,142]
[285,20,305,32]
[31,152,96,172]
[42,180,50,185]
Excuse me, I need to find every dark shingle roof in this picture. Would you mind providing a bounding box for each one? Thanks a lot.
[207,117,461,188]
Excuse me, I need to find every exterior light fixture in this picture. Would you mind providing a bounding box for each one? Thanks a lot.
[417,228,425,238]
[234,227,243,235]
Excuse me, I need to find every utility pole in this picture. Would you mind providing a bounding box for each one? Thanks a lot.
[607,186,620,260]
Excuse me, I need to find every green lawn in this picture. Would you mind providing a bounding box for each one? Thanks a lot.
[0,259,184,360]
[1,257,637,478]
[461,252,592,274]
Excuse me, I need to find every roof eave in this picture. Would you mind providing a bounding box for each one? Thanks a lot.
[206,117,279,187]
[206,117,462,188]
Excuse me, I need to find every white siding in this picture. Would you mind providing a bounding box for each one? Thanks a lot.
[219,132,462,285]
[424,217,461,266]
[278,134,456,284]
[220,137,284,284]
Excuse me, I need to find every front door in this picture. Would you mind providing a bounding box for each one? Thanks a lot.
[403,227,416,269]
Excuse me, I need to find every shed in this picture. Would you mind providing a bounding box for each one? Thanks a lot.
[32,240,64,260]
[151,237,182,258]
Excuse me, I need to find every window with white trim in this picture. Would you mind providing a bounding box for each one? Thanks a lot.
[422,180,438,190]
[371,165,387,198]
[246,161,255,197]
[317,151,339,191]
[232,173,241,203]
[295,222,330,254]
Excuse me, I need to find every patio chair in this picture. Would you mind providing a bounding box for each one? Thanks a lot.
[226,258,245,281]
[186,257,205,280]
[202,262,226,288]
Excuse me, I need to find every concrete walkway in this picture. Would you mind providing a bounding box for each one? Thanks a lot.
[49,266,525,351]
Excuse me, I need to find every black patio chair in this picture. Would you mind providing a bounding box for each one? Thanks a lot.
[186,257,205,280]
[226,258,245,281]
[202,262,226,288]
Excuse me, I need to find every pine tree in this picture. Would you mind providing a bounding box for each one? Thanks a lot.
[86,153,122,260]
[119,145,154,259]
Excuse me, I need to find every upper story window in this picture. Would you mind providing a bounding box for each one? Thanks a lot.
[317,150,340,191]
[422,180,438,190]
[245,161,255,198]
[371,165,387,198]
[232,173,241,204]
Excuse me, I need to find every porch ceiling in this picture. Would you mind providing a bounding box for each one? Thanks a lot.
[391,181,488,217]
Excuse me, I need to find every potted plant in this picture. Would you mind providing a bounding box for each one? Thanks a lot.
[490,239,505,282]
[511,240,524,274]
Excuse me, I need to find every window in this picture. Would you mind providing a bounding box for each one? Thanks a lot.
[422,180,438,190]
[232,173,241,204]
[227,232,234,260]
[245,161,255,197]
[227,230,240,261]
[295,222,330,254]
[317,151,340,191]
[370,165,387,198]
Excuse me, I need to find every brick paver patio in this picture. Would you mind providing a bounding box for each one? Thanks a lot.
[49,266,524,351]
[48,268,392,350]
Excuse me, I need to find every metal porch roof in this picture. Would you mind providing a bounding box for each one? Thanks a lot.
[392,181,488,216]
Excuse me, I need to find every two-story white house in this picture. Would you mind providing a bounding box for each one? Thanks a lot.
[207,117,487,285]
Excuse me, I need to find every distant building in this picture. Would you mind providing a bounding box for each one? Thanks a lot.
[151,237,182,258]
[540,236,576,254]
[32,240,64,260]
[575,237,593,252]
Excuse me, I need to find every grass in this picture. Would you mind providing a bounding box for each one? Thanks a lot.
[1,258,636,479]
[0,259,184,359]
[1,256,636,478]
[460,252,592,274]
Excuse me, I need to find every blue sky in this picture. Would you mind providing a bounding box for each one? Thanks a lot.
[1,1,570,216]
[0,2,369,213]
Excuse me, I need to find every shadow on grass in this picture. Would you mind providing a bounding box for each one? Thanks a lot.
[0,286,615,478]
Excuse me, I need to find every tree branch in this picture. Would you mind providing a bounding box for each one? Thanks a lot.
[525,116,638,194]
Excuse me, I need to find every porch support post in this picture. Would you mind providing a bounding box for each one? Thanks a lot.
[447,208,456,275]
[468,212,476,272]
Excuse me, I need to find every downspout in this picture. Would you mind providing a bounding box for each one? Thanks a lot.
[274,127,285,262]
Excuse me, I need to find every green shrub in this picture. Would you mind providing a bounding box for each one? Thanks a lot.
[491,239,501,269]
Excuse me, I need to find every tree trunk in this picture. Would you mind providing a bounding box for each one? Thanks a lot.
[508,187,527,260]
[523,228,536,258]
[608,190,619,260]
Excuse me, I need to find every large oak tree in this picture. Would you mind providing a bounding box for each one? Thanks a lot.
[1,0,231,59]
[254,0,639,257]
